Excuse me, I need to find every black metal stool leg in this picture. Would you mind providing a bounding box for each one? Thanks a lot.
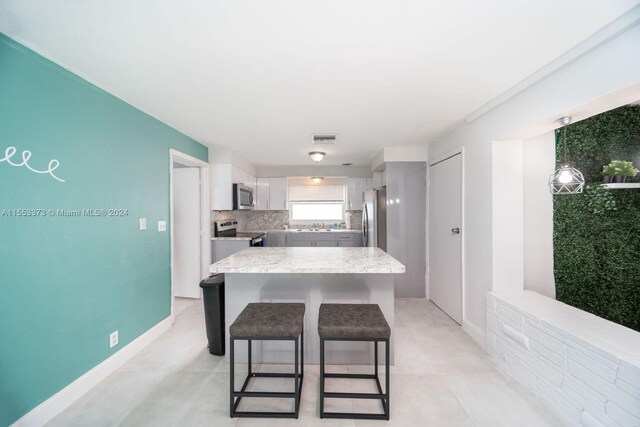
[385,338,390,420]
[320,338,325,418]
[248,339,252,376]
[294,337,299,418]
[230,338,235,418]
[375,340,379,378]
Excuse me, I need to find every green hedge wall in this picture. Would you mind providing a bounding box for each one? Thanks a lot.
[553,105,640,332]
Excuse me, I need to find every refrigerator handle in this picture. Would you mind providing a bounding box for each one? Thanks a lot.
[362,204,368,246]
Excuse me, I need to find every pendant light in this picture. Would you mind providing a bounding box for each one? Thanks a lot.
[549,116,585,195]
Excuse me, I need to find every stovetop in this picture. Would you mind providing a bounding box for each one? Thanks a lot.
[236,231,266,239]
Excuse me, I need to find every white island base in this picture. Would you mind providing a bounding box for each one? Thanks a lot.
[209,247,405,365]
[224,272,395,365]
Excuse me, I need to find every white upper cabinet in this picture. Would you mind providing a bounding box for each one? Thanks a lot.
[346,178,368,210]
[232,167,256,191]
[210,163,256,210]
[256,177,269,210]
[269,178,287,210]
[211,164,233,211]
[255,177,287,210]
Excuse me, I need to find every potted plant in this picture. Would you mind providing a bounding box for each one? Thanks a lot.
[603,160,639,183]
[601,163,616,183]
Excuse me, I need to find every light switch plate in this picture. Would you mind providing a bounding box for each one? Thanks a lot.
[158,220,167,232]
[138,218,147,230]
[109,330,119,348]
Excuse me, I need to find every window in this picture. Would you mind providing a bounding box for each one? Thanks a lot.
[289,184,345,222]
[290,203,344,221]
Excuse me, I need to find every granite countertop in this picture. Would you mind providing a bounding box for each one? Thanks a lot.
[209,247,405,274]
[211,237,253,241]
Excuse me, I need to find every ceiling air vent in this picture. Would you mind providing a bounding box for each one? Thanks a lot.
[312,134,337,145]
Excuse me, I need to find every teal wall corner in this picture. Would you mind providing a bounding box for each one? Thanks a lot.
[0,33,208,425]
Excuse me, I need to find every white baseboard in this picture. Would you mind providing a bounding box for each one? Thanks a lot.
[462,318,486,350]
[12,317,172,427]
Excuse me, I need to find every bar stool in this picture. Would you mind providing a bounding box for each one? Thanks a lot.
[229,303,305,419]
[318,303,391,420]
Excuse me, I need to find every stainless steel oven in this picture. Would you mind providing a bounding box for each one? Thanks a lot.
[215,219,265,247]
[233,183,255,210]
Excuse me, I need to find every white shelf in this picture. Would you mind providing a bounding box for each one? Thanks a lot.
[602,183,640,189]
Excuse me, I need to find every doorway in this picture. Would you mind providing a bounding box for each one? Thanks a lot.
[169,149,210,320]
[428,151,463,325]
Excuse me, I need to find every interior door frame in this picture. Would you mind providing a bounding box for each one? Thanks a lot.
[169,149,211,322]
[427,147,466,327]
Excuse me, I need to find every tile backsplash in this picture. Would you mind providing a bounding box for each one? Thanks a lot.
[212,210,289,232]
[212,209,362,232]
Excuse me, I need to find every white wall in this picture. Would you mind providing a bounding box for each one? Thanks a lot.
[208,144,257,176]
[256,164,371,178]
[523,131,556,298]
[371,146,429,171]
[427,11,640,340]
[492,140,524,294]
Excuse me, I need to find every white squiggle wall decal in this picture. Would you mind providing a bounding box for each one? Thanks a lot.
[0,146,66,182]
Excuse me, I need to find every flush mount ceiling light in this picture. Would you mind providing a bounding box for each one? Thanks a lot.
[311,176,324,184]
[549,116,585,195]
[309,151,326,162]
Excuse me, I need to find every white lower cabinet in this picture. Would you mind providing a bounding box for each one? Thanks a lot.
[277,232,362,247]
[315,240,337,247]
[291,240,315,247]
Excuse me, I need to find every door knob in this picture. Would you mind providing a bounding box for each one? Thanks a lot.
[451,227,460,234]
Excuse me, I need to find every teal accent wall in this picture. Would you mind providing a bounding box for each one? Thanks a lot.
[0,34,207,425]
[553,105,640,333]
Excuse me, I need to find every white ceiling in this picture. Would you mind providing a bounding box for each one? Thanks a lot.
[1,1,637,166]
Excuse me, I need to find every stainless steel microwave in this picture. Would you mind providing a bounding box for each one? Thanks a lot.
[233,183,255,210]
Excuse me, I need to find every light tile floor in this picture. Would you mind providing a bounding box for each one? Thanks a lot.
[47,298,562,427]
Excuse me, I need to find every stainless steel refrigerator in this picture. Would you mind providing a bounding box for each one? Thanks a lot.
[362,188,386,250]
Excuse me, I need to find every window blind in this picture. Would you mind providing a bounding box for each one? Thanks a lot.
[289,185,344,201]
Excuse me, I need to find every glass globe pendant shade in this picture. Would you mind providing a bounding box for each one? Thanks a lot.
[549,164,585,195]
[548,116,585,195]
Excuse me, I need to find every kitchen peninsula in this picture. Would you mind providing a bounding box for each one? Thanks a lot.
[209,247,405,364]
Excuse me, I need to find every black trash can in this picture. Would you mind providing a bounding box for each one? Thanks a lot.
[199,274,225,355]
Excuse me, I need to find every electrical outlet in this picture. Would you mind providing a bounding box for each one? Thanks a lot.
[109,330,119,348]
[138,218,147,230]
[157,220,166,232]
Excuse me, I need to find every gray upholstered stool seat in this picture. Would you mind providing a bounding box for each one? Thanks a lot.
[318,303,390,340]
[230,303,305,339]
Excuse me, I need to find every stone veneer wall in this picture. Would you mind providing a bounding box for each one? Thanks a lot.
[212,210,362,233]
[486,291,640,427]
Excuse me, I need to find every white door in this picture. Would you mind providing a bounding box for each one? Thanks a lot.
[429,154,462,324]
[173,168,201,298]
